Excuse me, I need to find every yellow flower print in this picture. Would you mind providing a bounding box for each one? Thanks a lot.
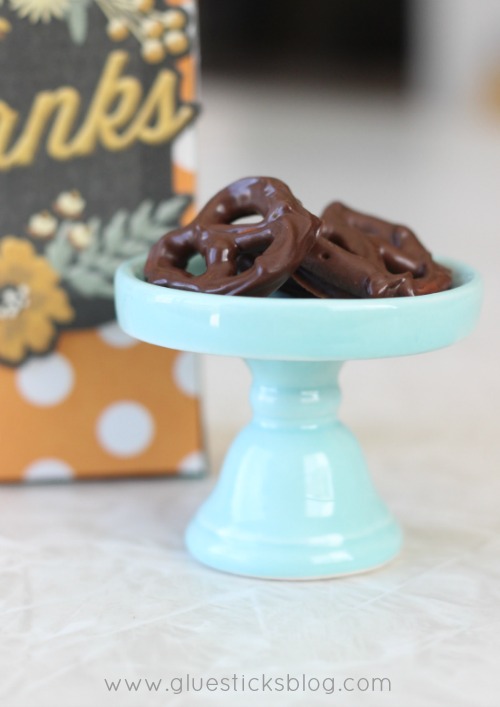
[0,16,12,39]
[0,237,74,365]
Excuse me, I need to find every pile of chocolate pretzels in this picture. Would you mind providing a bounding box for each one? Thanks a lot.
[144,177,452,298]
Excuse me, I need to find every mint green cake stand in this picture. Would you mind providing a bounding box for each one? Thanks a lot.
[115,257,482,579]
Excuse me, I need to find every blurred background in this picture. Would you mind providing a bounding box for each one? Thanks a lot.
[200,0,407,89]
[195,0,500,471]
[199,0,500,104]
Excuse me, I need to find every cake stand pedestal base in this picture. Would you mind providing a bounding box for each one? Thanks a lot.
[186,360,402,579]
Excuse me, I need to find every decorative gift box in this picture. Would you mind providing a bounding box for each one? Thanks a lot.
[0,0,204,481]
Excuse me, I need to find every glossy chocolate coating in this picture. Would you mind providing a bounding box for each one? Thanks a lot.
[293,202,452,298]
[334,202,452,295]
[144,177,321,297]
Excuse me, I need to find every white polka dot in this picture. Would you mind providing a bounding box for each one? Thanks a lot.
[178,451,207,476]
[172,125,197,172]
[173,352,200,397]
[16,353,74,407]
[97,321,139,349]
[96,401,154,458]
[23,458,74,482]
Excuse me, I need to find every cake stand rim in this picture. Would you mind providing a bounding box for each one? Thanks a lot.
[114,255,483,360]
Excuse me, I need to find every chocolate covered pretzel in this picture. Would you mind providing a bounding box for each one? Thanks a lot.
[334,202,452,296]
[292,202,452,298]
[144,177,321,297]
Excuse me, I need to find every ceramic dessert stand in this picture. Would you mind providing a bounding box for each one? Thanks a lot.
[115,256,482,579]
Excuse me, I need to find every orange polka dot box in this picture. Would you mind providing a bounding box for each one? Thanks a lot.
[0,0,205,482]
